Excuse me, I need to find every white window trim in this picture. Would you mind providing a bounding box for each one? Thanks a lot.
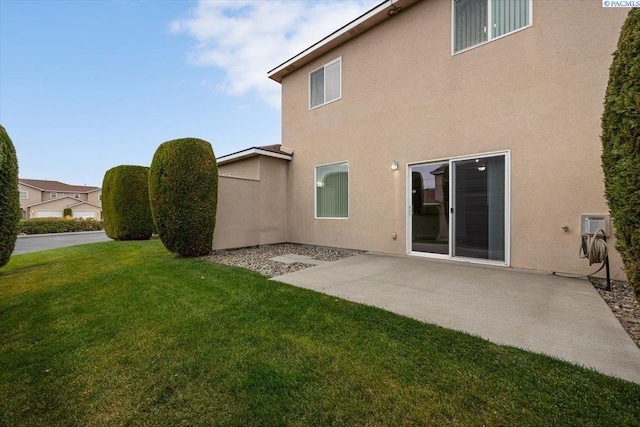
[20,191,28,199]
[314,160,349,220]
[74,193,80,199]
[50,192,57,198]
[406,150,511,267]
[309,57,342,110]
[451,0,533,56]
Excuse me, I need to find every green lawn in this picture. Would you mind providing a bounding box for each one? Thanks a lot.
[1,240,639,426]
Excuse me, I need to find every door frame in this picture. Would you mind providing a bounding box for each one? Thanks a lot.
[406,150,511,266]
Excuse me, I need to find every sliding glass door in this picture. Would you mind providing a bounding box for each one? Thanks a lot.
[410,163,450,254]
[409,153,508,264]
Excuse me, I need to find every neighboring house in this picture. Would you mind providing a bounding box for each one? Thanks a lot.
[19,179,102,219]
[216,0,629,279]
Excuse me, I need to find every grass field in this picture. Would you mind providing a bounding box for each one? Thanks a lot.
[1,239,639,426]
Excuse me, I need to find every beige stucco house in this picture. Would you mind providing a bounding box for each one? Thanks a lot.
[216,0,629,280]
[19,179,102,220]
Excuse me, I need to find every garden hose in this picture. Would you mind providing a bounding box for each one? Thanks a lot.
[553,229,608,279]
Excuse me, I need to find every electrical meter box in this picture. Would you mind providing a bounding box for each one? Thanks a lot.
[580,215,611,237]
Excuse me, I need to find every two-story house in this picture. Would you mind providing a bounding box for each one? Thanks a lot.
[215,0,629,279]
[19,179,102,219]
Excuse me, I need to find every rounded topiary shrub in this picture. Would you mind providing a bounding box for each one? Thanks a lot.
[102,165,155,241]
[149,138,218,257]
[601,8,640,298]
[0,125,20,268]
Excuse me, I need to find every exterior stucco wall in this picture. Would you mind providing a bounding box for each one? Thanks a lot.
[281,0,628,278]
[218,156,261,180]
[87,191,102,206]
[213,176,261,249]
[258,156,289,245]
[18,184,40,216]
[213,157,289,250]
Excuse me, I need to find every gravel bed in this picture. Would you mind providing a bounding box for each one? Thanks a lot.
[590,278,640,348]
[204,243,362,278]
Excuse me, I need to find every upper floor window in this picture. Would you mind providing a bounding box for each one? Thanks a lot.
[50,192,57,198]
[453,0,531,53]
[316,162,348,219]
[310,57,341,109]
[20,191,28,199]
[74,193,80,199]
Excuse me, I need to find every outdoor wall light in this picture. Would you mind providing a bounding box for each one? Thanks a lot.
[391,160,399,170]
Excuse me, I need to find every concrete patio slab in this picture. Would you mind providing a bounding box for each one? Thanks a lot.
[273,252,640,384]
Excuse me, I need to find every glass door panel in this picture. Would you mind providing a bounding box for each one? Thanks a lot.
[452,155,505,261]
[410,163,449,254]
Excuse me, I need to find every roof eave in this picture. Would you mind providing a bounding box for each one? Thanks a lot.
[217,148,293,166]
[267,0,421,83]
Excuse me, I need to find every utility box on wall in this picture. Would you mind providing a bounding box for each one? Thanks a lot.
[581,214,611,236]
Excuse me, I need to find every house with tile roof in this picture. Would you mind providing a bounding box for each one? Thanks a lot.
[19,179,102,219]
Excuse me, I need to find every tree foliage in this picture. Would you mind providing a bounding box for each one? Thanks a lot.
[102,165,155,241]
[148,138,218,257]
[601,8,640,297]
[0,125,20,268]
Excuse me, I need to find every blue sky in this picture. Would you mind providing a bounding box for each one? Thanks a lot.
[0,0,376,187]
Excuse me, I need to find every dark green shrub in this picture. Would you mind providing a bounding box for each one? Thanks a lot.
[102,165,154,240]
[0,125,20,267]
[601,8,640,298]
[18,218,103,235]
[149,138,218,257]
[63,208,72,218]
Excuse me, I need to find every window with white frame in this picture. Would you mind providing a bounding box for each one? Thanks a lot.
[309,58,341,109]
[20,191,28,199]
[453,0,531,53]
[50,192,57,198]
[316,162,348,218]
[74,193,80,199]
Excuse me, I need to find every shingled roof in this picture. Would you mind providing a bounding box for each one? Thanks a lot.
[19,179,100,193]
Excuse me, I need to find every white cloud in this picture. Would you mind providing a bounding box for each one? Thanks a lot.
[170,0,377,108]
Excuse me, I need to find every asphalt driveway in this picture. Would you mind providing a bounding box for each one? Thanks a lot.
[13,231,112,255]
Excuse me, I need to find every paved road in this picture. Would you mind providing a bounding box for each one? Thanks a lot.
[13,231,112,255]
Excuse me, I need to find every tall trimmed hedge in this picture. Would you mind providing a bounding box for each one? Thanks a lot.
[0,125,20,268]
[149,138,218,257]
[601,8,640,298]
[102,165,154,240]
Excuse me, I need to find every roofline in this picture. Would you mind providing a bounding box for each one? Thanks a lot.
[18,182,46,191]
[19,180,100,193]
[68,201,101,209]
[27,196,83,208]
[217,147,292,165]
[267,0,420,83]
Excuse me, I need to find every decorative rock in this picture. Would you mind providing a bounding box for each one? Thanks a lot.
[591,278,640,348]
[204,244,361,279]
